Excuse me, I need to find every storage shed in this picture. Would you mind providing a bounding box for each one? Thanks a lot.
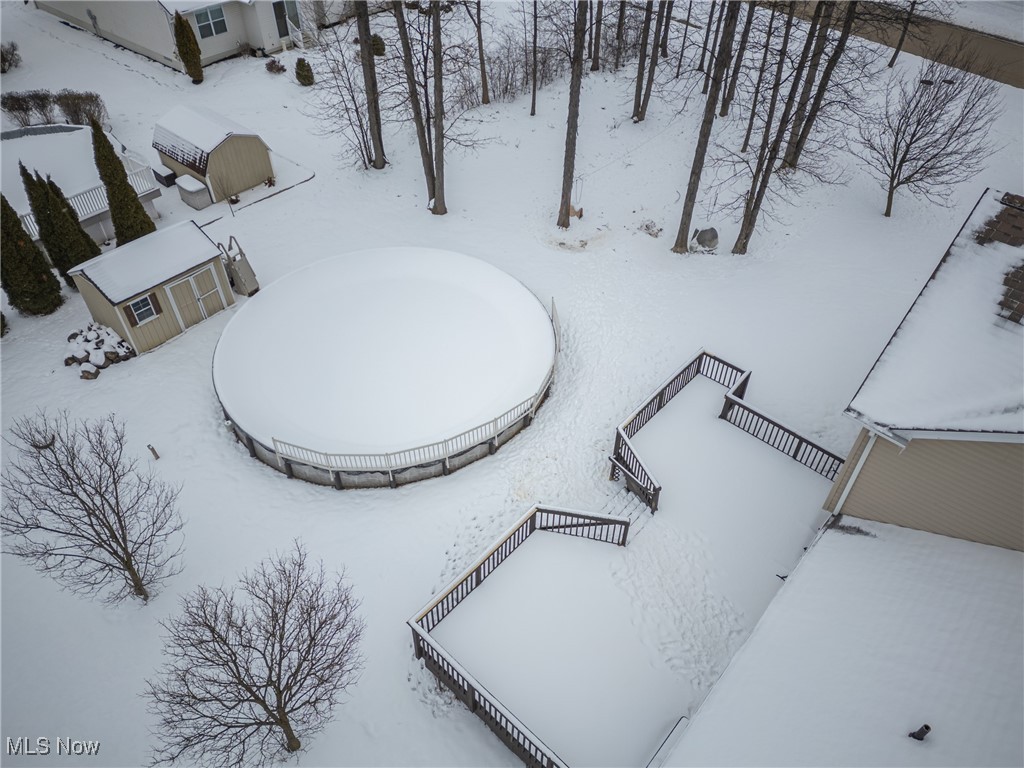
[153,105,273,203]
[68,221,235,353]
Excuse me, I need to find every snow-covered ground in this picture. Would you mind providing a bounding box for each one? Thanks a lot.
[1,2,1022,766]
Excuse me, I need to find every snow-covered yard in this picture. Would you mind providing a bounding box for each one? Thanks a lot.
[1,2,1022,766]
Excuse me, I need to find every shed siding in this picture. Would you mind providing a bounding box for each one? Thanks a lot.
[119,285,182,353]
[206,136,273,201]
[72,275,132,343]
[841,436,1024,551]
[823,428,871,512]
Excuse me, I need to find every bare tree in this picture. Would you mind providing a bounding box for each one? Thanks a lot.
[355,2,386,168]
[855,51,1002,217]
[671,0,740,252]
[659,0,674,58]
[557,1,589,228]
[675,0,693,78]
[741,3,777,152]
[631,1,654,119]
[465,0,490,104]
[430,0,447,214]
[394,1,435,197]
[590,0,604,71]
[888,0,917,67]
[720,1,756,117]
[637,1,667,122]
[146,543,364,768]
[1,411,183,604]
[531,0,539,114]
[614,0,626,69]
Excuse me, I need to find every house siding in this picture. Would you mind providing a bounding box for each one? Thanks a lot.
[193,3,250,65]
[205,136,273,201]
[823,427,871,512]
[840,436,1024,551]
[36,1,179,67]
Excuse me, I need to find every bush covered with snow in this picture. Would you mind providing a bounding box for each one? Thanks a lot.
[64,323,135,379]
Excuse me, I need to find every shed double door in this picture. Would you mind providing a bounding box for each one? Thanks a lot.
[169,267,223,329]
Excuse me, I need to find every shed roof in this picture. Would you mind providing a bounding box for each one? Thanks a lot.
[153,105,267,176]
[669,520,1024,767]
[846,189,1024,436]
[69,221,221,304]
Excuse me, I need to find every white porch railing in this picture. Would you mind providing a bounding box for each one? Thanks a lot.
[19,157,159,240]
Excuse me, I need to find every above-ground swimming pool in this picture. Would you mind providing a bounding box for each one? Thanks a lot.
[213,247,557,487]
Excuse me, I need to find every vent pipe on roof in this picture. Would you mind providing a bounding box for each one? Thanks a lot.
[908,724,931,741]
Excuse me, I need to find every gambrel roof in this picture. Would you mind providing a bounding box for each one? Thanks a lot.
[153,105,268,176]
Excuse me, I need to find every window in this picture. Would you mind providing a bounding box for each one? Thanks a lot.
[126,294,160,326]
[194,6,227,39]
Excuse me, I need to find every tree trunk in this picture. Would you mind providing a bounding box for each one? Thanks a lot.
[741,4,777,152]
[530,0,539,115]
[591,0,604,71]
[278,713,301,753]
[393,2,434,198]
[676,0,692,78]
[586,1,594,60]
[888,0,916,68]
[127,563,150,602]
[638,1,667,122]
[782,1,831,168]
[614,0,626,70]
[631,2,654,119]
[472,0,490,104]
[697,0,716,73]
[720,0,755,117]
[788,1,856,168]
[660,0,674,58]
[702,0,724,94]
[557,2,589,229]
[884,182,895,216]
[671,0,741,253]
[431,1,446,215]
[356,3,386,169]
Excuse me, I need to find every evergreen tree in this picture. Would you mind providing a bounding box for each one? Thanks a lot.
[90,119,156,246]
[174,11,203,84]
[47,175,101,258]
[19,163,55,260]
[1,312,7,337]
[295,57,314,87]
[45,182,96,283]
[1,194,64,316]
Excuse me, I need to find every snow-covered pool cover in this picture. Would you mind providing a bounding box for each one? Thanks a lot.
[848,191,1024,433]
[212,248,555,455]
[669,520,1024,767]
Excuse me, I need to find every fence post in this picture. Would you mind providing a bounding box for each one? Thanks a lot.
[718,395,733,420]
[412,627,423,659]
[332,471,343,490]
[792,437,805,460]
[619,520,630,546]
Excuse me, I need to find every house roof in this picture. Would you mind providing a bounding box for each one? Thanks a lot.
[1,125,100,215]
[153,105,267,175]
[846,189,1024,436]
[667,519,1024,767]
[68,220,221,304]
[157,0,252,17]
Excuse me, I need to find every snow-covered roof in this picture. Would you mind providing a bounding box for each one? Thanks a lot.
[668,520,1024,767]
[157,0,252,17]
[153,105,267,175]
[1,125,99,215]
[69,221,221,304]
[847,189,1024,435]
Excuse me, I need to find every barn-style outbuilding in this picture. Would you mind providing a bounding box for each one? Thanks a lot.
[68,220,235,353]
[153,105,273,206]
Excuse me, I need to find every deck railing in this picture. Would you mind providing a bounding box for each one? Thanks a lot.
[409,504,627,768]
[19,158,158,240]
[272,299,561,486]
[611,349,845,511]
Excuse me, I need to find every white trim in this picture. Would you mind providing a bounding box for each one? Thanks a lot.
[164,282,187,333]
[834,432,877,515]
[891,429,1024,445]
[128,295,159,325]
